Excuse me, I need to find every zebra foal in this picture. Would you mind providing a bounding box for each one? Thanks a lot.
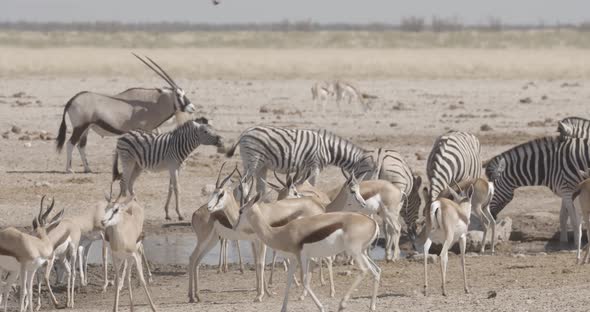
[113,117,222,220]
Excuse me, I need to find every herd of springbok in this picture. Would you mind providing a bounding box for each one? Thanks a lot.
[2,53,590,312]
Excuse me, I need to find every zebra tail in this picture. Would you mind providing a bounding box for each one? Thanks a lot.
[112,150,121,181]
[225,140,239,158]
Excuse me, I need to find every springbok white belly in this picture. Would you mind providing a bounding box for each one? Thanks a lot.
[429,221,468,244]
[301,229,345,258]
[54,237,72,257]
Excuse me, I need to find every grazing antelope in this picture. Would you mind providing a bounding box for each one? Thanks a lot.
[0,196,64,312]
[101,196,156,312]
[113,117,222,220]
[333,80,369,112]
[326,170,405,262]
[56,53,196,173]
[418,184,474,296]
[311,81,334,112]
[439,178,495,253]
[236,192,381,312]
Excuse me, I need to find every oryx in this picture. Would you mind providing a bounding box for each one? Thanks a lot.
[56,53,196,173]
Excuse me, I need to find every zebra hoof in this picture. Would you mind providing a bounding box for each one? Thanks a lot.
[178,215,184,221]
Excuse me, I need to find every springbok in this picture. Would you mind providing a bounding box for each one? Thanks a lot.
[325,170,405,262]
[0,196,64,312]
[333,80,370,112]
[418,184,474,296]
[574,170,590,263]
[236,191,381,312]
[438,178,495,253]
[56,53,196,173]
[311,81,334,112]
[101,196,156,312]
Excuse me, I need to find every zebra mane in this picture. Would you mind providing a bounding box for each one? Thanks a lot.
[558,116,590,140]
[315,129,368,154]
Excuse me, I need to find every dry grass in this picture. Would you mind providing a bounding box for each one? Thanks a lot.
[1,30,590,49]
[1,47,589,79]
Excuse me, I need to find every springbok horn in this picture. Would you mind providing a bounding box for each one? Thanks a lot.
[145,55,179,88]
[38,195,46,223]
[41,197,55,224]
[216,161,228,188]
[219,164,237,188]
[452,180,463,194]
[132,53,175,88]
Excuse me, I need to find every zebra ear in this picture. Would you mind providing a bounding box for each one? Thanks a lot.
[447,186,461,201]
[414,175,422,188]
[194,117,209,125]
[579,170,590,180]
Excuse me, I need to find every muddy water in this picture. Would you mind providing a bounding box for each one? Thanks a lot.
[86,233,398,265]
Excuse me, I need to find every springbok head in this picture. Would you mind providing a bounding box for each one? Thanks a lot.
[342,168,367,210]
[207,162,240,213]
[132,53,196,114]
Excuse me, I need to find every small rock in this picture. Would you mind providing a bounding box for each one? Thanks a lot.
[465,252,480,257]
[18,135,31,141]
[537,252,547,256]
[11,125,21,134]
[480,124,493,131]
[12,91,26,98]
[541,95,548,100]
[408,253,438,264]
[259,106,269,113]
[519,97,532,104]
[562,268,574,274]
[337,271,352,277]
[415,152,426,160]
[24,142,32,148]
[1,132,9,139]
[487,290,497,299]
[34,181,52,188]
[389,123,397,127]
[511,253,526,258]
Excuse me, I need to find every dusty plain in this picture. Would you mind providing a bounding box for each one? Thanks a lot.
[1,40,590,311]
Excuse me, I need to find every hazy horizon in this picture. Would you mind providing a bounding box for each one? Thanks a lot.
[1,0,588,25]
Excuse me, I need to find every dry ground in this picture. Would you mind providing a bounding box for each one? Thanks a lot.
[1,46,590,311]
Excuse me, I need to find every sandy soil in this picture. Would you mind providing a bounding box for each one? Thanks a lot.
[1,77,590,311]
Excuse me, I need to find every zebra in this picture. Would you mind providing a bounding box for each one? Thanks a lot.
[369,148,424,239]
[225,126,375,196]
[485,136,590,259]
[112,117,222,220]
[558,117,590,140]
[426,131,482,203]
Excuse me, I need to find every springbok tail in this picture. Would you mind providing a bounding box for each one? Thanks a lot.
[430,201,442,231]
[112,151,121,181]
[361,93,378,99]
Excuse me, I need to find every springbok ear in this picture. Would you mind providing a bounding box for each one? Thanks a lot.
[467,185,475,200]
[579,170,590,180]
[482,159,491,169]
[195,117,209,125]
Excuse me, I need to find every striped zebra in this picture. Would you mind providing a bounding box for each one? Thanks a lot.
[112,117,222,220]
[369,148,424,238]
[426,131,482,203]
[225,126,375,195]
[558,117,590,140]
[485,136,590,259]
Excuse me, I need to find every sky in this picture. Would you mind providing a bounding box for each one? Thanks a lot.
[1,0,588,25]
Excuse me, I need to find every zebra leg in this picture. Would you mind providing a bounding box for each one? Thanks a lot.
[255,168,268,201]
[565,195,580,253]
[77,129,91,173]
[559,198,569,243]
[171,169,183,221]
[163,170,175,221]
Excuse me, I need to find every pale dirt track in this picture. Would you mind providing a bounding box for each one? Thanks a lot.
[1,77,590,311]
